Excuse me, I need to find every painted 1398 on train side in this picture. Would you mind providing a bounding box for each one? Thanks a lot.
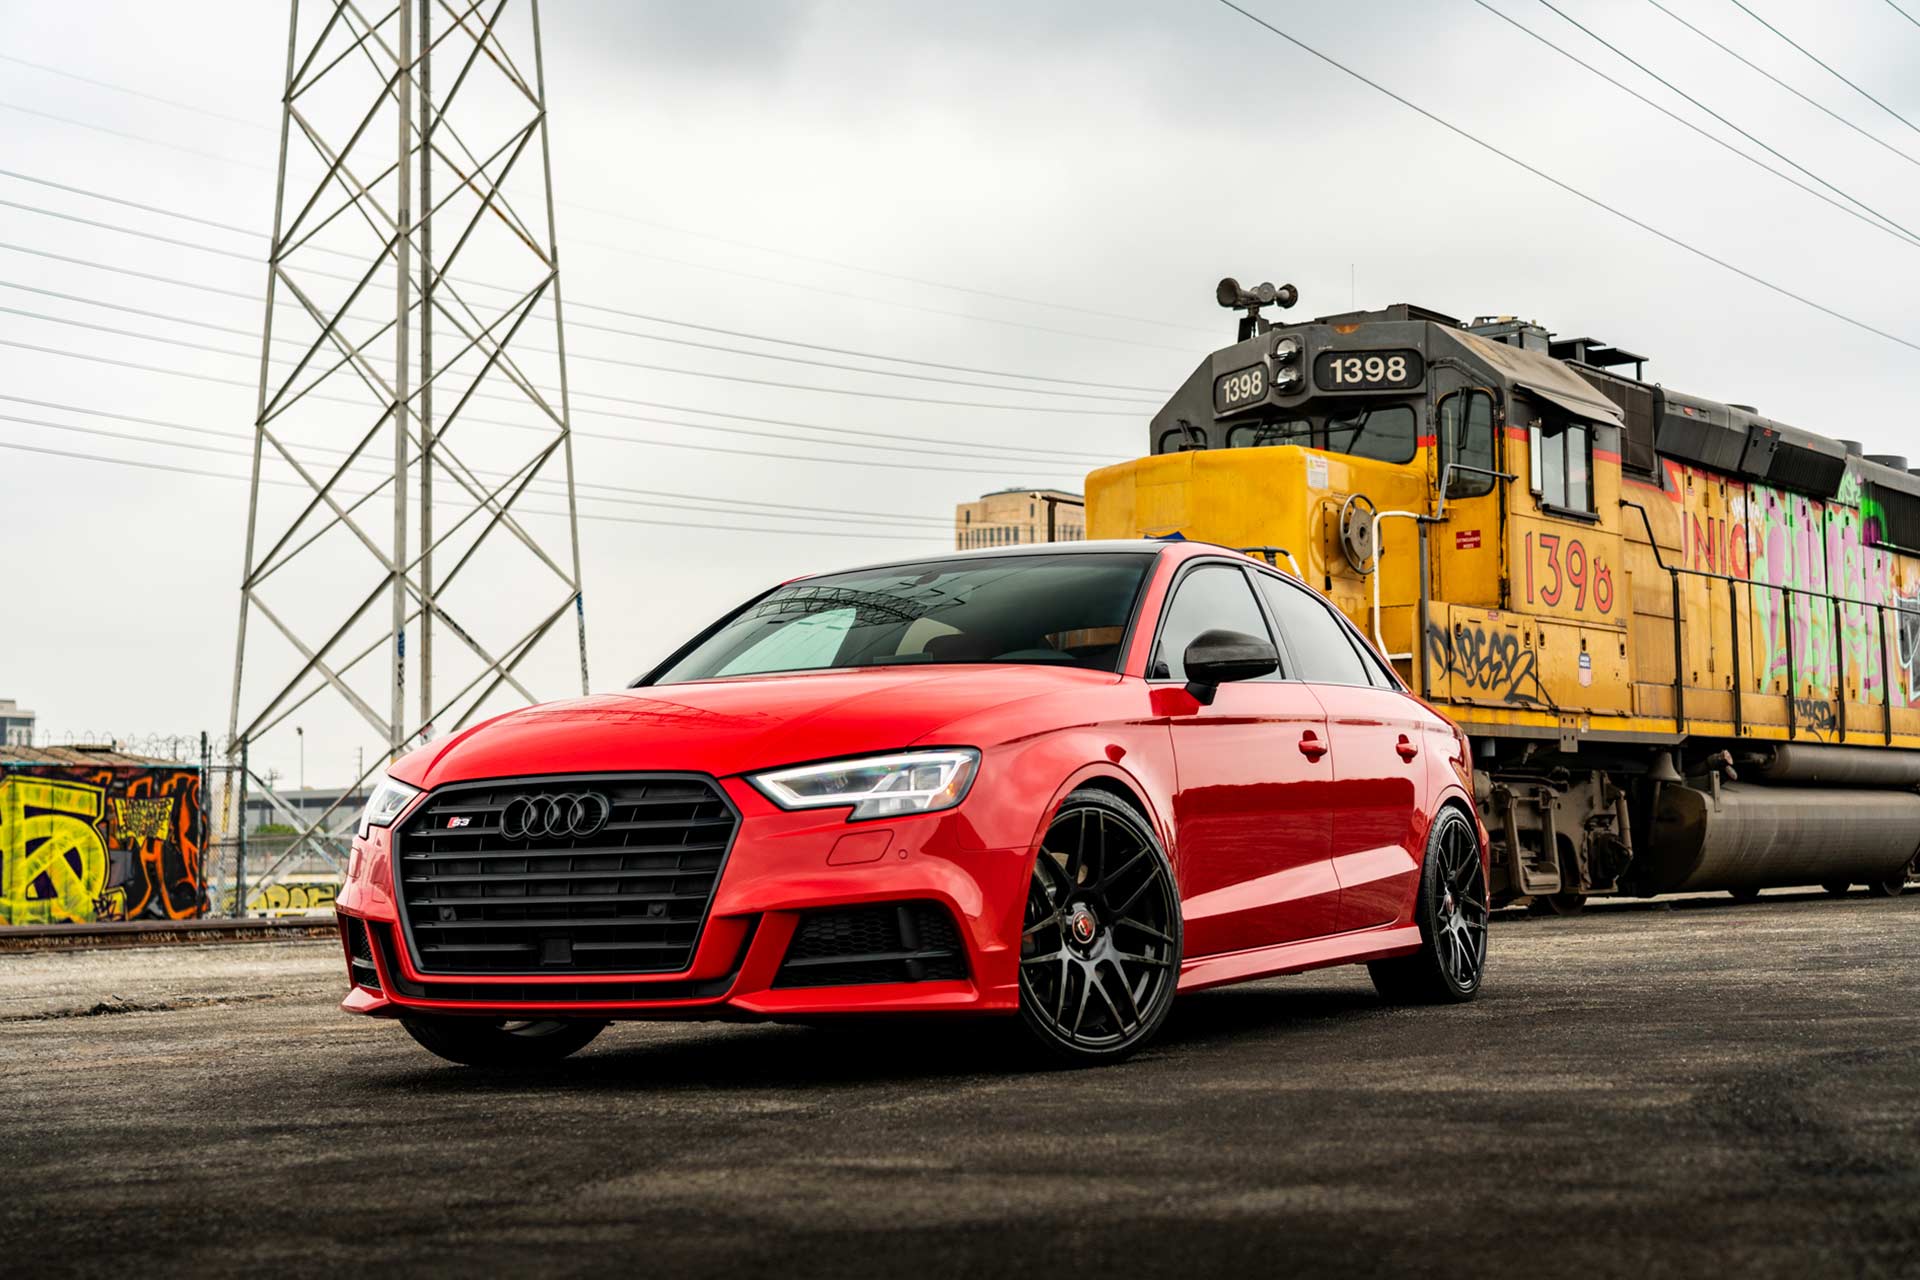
[1086,281,1920,909]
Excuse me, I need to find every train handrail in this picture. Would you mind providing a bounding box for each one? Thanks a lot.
[1238,546,1303,578]
[1368,509,1430,663]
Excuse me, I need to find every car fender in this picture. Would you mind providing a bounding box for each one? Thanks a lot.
[1027,758,1176,874]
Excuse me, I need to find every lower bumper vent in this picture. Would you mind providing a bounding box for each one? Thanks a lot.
[366,919,750,1005]
[343,916,381,991]
[774,902,968,988]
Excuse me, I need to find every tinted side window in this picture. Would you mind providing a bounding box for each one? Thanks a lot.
[1255,576,1371,685]
[1152,565,1271,681]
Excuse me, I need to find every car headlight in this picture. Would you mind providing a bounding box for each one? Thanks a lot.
[357,772,421,838]
[749,749,981,821]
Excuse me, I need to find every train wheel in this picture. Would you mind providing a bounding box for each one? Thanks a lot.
[1820,882,1852,898]
[1528,892,1586,917]
[1728,887,1763,902]
[1868,876,1908,898]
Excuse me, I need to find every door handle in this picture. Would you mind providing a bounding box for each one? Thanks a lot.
[1298,730,1328,761]
[1396,734,1419,762]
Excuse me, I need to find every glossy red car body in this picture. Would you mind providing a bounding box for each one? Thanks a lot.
[337,540,1485,1024]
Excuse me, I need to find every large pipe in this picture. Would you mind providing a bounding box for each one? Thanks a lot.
[1636,783,1920,895]
[1754,743,1920,789]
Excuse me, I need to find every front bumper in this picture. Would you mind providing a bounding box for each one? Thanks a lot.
[336,774,1032,1020]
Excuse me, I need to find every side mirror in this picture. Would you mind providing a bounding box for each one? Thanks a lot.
[1183,629,1279,705]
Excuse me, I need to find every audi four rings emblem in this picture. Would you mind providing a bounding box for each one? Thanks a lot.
[499,791,612,841]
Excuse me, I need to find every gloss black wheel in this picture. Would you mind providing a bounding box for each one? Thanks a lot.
[400,1015,606,1067]
[1370,807,1488,1004]
[1017,790,1182,1065]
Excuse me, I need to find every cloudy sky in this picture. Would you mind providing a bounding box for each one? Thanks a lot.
[3,0,1917,790]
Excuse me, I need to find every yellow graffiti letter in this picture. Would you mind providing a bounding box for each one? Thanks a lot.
[0,777,109,925]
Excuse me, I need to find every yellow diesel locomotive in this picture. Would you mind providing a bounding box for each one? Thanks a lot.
[1086,282,1920,909]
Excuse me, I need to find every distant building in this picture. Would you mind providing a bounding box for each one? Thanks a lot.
[955,488,1084,550]
[0,700,34,748]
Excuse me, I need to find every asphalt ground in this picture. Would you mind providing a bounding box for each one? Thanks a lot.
[3,893,1917,1279]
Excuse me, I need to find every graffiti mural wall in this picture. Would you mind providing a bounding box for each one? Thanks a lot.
[0,753,207,925]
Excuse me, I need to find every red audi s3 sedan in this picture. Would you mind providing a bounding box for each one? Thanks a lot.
[336,540,1488,1067]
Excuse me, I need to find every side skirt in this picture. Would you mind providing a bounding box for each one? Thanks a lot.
[1176,923,1422,993]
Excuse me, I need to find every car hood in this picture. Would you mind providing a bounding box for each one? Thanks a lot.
[395,664,1116,788]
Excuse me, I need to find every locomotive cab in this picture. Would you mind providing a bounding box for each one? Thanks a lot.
[1086,283,1920,909]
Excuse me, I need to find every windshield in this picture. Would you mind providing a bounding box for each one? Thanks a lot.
[1216,403,1418,463]
[647,552,1155,684]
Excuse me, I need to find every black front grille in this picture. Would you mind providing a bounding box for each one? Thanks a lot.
[342,915,381,991]
[774,902,968,988]
[394,774,738,976]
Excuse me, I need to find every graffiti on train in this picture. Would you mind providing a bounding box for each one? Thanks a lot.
[0,765,207,926]
[1676,469,1920,705]
[1427,623,1549,707]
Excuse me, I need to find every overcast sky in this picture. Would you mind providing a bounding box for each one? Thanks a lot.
[2,0,1917,790]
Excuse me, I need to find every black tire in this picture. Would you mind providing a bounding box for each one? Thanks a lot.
[1370,806,1488,1005]
[1728,886,1763,902]
[1016,789,1182,1066]
[1821,881,1852,898]
[400,1015,607,1067]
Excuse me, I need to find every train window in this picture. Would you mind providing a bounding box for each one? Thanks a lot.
[1325,404,1417,464]
[1531,417,1595,513]
[1440,390,1496,499]
[1227,419,1312,449]
[1156,423,1210,454]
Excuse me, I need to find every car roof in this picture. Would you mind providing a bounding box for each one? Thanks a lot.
[793,538,1242,582]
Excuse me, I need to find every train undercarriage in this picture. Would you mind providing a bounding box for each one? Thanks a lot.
[1477,738,1920,911]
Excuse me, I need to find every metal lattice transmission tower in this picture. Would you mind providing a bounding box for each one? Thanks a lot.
[228,0,588,861]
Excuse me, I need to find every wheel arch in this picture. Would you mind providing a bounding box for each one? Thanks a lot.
[1028,763,1170,870]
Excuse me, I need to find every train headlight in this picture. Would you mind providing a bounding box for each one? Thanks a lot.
[1272,363,1302,390]
[1272,335,1302,363]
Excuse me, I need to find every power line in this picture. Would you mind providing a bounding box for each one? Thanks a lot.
[1645,1,1920,171]
[0,393,962,529]
[560,199,1218,338]
[0,299,1120,467]
[1887,0,1920,29]
[0,176,1165,400]
[1727,0,1920,137]
[0,270,1126,464]
[0,198,1138,417]
[1210,0,1920,355]
[0,100,273,170]
[0,240,259,301]
[0,46,1202,339]
[564,230,1195,354]
[0,97,1195,353]
[0,336,1097,480]
[1470,0,1920,249]
[1528,0,1920,246]
[0,436,951,544]
[0,408,962,533]
[0,53,268,130]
